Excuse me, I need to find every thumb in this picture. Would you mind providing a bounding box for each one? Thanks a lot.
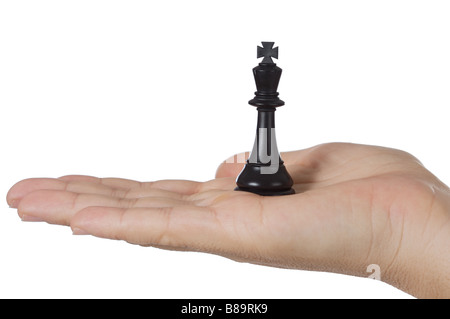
[215,152,250,178]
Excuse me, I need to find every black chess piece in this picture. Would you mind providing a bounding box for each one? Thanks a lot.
[235,42,295,196]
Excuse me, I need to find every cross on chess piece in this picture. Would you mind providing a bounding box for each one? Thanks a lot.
[257,42,279,64]
[235,42,295,196]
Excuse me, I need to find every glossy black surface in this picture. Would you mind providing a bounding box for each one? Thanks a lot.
[235,42,295,196]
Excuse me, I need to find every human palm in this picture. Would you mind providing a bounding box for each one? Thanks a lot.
[6,143,450,298]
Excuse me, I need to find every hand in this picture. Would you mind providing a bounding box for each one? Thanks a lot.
[6,143,450,298]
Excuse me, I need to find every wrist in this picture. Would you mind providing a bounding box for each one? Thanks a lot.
[388,187,450,298]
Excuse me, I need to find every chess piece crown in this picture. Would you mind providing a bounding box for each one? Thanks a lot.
[249,42,284,108]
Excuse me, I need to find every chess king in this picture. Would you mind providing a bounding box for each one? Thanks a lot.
[235,42,295,196]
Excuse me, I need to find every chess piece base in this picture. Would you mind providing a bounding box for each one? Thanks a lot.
[234,186,295,196]
[235,162,295,196]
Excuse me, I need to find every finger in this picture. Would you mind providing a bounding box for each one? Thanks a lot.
[7,178,125,208]
[7,178,66,208]
[60,175,203,195]
[61,175,236,195]
[71,206,230,251]
[7,177,195,209]
[18,189,191,225]
[59,175,141,189]
[70,190,271,259]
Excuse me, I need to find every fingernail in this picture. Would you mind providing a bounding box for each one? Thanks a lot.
[21,214,44,222]
[72,227,90,235]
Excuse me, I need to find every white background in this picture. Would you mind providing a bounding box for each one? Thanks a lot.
[1,0,449,299]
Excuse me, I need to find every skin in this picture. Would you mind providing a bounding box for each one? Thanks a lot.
[6,143,450,298]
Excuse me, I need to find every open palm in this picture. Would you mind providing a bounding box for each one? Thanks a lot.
[6,143,450,298]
